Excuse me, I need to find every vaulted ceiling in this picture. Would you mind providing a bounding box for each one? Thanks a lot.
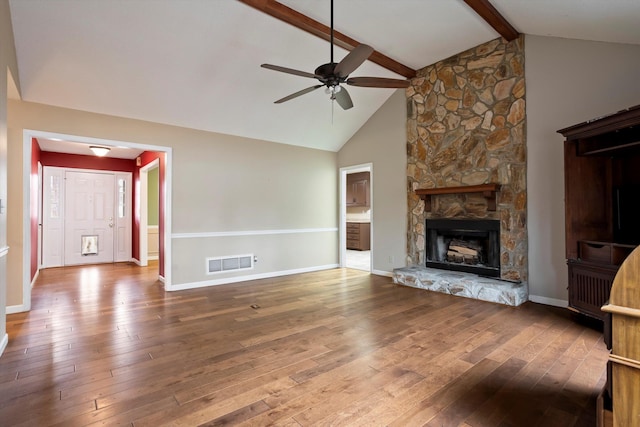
[9,0,640,153]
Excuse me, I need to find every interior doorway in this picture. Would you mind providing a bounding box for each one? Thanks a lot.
[139,158,160,267]
[22,130,174,313]
[340,164,372,272]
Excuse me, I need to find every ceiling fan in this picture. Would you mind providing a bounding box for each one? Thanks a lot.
[261,0,410,110]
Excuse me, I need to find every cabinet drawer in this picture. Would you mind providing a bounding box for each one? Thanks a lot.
[346,223,360,231]
[579,241,611,264]
[346,239,360,250]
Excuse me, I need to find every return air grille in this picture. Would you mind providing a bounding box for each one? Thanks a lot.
[207,254,253,274]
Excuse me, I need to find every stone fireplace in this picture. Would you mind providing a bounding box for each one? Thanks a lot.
[393,36,528,306]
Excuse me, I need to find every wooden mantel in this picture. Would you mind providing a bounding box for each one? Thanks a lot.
[415,184,501,212]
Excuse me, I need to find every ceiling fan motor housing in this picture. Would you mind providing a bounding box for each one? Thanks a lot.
[315,63,344,87]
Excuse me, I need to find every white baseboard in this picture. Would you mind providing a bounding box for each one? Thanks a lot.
[528,295,568,308]
[372,269,393,277]
[0,333,7,358]
[6,304,28,314]
[132,257,160,265]
[30,269,40,289]
[168,264,339,292]
[158,275,165,284]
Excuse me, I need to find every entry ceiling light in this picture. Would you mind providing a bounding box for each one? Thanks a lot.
[89,146,110,157]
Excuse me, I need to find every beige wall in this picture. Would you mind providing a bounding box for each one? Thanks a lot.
[147,167,159,226]
[7,100,338,306]
[1,0,21,354]
[338,89,407,274]
[525,35,640,304]
[7,30,640,324]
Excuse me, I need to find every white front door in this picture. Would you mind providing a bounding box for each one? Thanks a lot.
[63,171,115,265]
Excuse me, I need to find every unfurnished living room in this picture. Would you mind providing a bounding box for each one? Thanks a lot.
[1,1,640,426]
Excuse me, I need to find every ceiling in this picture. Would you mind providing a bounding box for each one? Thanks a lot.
[8,0,640,154]
[37,138,143,160]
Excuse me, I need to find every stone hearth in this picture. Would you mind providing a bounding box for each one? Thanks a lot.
[393,266,528,306]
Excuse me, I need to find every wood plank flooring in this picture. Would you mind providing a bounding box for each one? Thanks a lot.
[0,263,608,426]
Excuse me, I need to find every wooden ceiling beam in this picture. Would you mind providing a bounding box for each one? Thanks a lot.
[237,0,416,79]
[463,0,519,42]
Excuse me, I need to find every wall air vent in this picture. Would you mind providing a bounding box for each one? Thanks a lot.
[207,254,254,275]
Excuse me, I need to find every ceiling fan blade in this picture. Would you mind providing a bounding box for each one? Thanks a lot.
[274,85,323,104]
[261,64,320,79]
[347,77,411,88]
[334,86,353,110]
[334,44,374,78]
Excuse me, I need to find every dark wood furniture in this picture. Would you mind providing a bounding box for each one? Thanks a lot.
[600,246,640,427]
[346,172,370,207]
[558,105,640,321]
[346,222,370,251]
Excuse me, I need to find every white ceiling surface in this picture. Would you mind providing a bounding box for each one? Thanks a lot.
[9,1,640,154]
[37,138,143,160]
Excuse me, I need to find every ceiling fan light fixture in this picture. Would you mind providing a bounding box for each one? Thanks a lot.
[325,85,342,95]
[90,146,110,157]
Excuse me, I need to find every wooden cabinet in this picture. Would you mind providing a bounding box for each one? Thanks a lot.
[567,260,617,320]
[346,172,369,207]
[566,241,636,320]
[346,222,370,251]
[558,105,640,320]
[601,246,640,427]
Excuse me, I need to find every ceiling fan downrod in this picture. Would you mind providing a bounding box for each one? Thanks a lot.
[330,0,334,65]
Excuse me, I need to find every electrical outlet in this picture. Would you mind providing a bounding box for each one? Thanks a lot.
[388,255,394,263]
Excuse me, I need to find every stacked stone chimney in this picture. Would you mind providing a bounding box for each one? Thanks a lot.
[406,37,527,283]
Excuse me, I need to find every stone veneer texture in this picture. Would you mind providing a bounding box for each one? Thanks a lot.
[406,36,527,282]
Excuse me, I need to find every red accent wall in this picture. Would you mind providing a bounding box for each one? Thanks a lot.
[40,151,136,172]
[30,138,41,281]
[133,151,166,278]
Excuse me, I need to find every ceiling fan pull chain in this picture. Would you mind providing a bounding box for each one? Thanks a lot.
[331,97,334,125]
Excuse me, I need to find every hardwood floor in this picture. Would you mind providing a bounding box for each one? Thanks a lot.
[0,263,608,426]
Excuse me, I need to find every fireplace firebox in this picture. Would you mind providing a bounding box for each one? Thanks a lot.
[426,219,500,277]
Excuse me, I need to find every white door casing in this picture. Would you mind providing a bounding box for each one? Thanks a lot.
[339,163,373,271]
[37,162,43,267]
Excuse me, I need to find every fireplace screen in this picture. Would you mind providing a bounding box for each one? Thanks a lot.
[426,219,500,277]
